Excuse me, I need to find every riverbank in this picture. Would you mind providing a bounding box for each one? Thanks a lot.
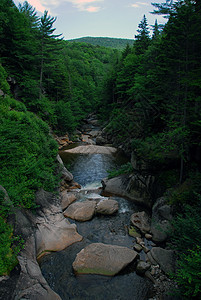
[0,115,178,300]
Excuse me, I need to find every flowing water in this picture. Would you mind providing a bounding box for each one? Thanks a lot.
[39,146,152,300]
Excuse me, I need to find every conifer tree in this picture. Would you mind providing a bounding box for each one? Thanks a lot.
[38,10,63,100]
[134,15,150,55]
[152,19,160,40]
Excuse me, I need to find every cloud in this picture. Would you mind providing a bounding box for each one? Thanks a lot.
[26,0,47,12]
[70,0,104,12]
[130,2,149,8]
[131,4,139,8]
[85,6,101,12]
[21,0,103,13]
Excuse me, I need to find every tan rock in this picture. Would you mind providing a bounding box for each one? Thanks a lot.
[145,233,152,240]
[64,145,117,155]
[61,192,76,210]
[63,200,96,221]
[130,211,151,234]
[36,219,83,258]
[96,199,118,215]
[73,243,138,276]
[134,244,143,252]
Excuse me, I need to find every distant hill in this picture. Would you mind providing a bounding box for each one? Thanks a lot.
[68,36,134,50]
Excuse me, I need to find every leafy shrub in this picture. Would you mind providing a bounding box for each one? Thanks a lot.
[169,202,201,253]
[131,127,189,164]
[173,247,201,298]
[0,95,59,209]
[0,64,10,94]
[54,101,77,134]
[0,216,23,275]
[169,180,201,298]
[107,162,133,178]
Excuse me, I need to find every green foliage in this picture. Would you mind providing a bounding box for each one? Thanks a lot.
[68,37,134,50]
[0,64,10,94]
[173,246,201,298]
[168,175,201,298]
[54,101,76,134]
[158,169,180,190]
[0,216,24,275]
[170,202,201,252]
[167,173,201,206]
[107,162,133,179]
[0,95,58,209]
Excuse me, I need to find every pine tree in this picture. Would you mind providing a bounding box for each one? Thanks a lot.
[152,19,160,40]
[38,10,63,100]
[134,15,150,55]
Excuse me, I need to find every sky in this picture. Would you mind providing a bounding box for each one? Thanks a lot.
[13,0,167,40]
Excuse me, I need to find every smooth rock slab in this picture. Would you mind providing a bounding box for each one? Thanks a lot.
[64,145,117,154]
[96,199,118,215]
[73,243,138,276]
[36,219,83,258]
[63,200,96,221]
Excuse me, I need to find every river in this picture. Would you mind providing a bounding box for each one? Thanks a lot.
[39,142,152,299]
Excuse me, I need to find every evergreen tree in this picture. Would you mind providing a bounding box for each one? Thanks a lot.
[134,15,150,55]
[152,19,160,39]
[38,10,63,100]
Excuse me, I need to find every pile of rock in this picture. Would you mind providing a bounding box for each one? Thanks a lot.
[127,205,177,299]
[62,196,119,221]
[54,133,73,149]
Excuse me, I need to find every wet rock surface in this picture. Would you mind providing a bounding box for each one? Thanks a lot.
[96,198,119,215]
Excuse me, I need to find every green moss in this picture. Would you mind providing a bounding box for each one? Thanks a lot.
[74,267,115,276]
[128,226,141,238]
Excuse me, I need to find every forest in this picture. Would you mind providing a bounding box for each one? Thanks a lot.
[0,0,201,298]
[68,37,134,49]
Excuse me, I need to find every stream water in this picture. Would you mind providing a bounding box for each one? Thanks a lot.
[39,144,152,299]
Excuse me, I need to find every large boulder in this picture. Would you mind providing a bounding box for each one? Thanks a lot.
[101,176,128,198]
[63,200,96,221]
[151,220,171,243]
[130,211,151,234]
[147,247,175,274]
[102,174,152,208]
[151,197,173,243]
[61,191,76,210]
[96,199,118,215]
[31,190,83,257]
[36,218,82,258]
[73,243,138,276]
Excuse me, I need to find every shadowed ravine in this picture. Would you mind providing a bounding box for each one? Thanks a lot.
[39,149,152,300]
